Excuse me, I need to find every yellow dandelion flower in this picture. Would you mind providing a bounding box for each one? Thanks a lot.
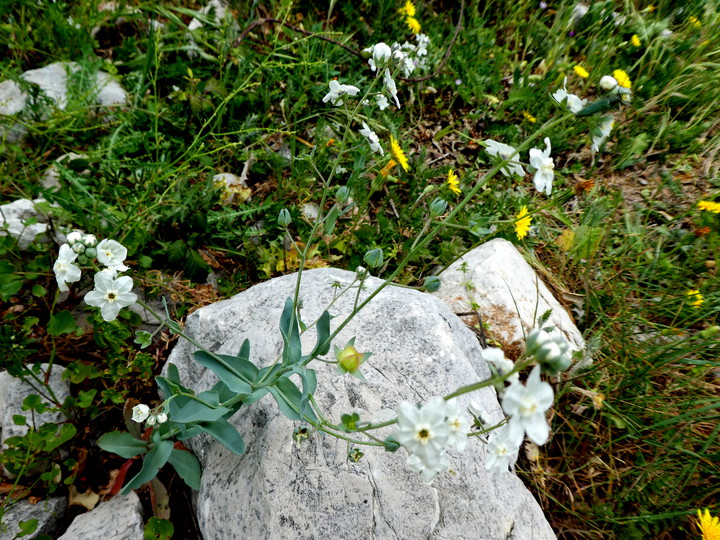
[645,5,655,13]
[398,0,416,17]
[689,16,702,28]
[523,111,537,123]
[630,34,641,47]
[515,206,532,240]
[698,200,720,213]
[390,136,410,171]
[686,289,704,308]
[697,509,720,540]
[380,159,398,178]
[573,65,589,78]
[446,169,461,195]
[612,69,632,89]
[406,16,421,34]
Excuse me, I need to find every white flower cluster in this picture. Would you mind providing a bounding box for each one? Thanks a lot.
[525,327,573,374]
[483,138,555,196]
[394,397,470,483]
[131,403,168,426]
[53,232,137,322]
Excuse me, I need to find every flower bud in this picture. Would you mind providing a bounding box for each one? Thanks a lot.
[599,75,618,91]
[355,266,368,279]
[67,231,84,245]
[83,234,97,247]
[336,186,351,204]
[72,242,85,254]
[363,248,383,268]
[373,42,392,67]
[429,197,448,217]
[156,412,168,424]
[278,208,292,227]
[77,254,89,265]
[527,328,572,375]
[336,345,364,374]
[146,415,157,426]
[84,247,97,259]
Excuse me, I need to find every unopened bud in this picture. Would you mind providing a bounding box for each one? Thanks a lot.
[278,208,292,227]
[364,248,383,268]
[599,75,618,91]
[429,197,448,217]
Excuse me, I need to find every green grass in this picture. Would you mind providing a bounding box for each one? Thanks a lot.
[1,0,719,538]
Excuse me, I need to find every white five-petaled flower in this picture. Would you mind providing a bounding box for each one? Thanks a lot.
[502,365,554,447]
[445,399,470,452]
[96,239,129,271]
[84,272,138,321]
[591,116,614,153]
[322,79,360,107]
[529,137,555,195]
[375,94,390,111]
[481,347,519,384]
[132,404,150,423]
[483,140,526,178]
[359,122,384,155]
[383,69,401,109]
[484,425,519,473]
[406,452,450,484]
[551,77,588,113]
[53,244,82,292]
[395,396,450,460]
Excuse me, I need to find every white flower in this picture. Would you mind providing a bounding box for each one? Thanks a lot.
[66,231,84,244]
[375,94,390,111]
[502,365,554,446]
[591,116,614,153]
[599,75,618,91]
[132,404,150,423]
[146,415,157,426]
[84,272,138,321]
[529,137,555,195]
[156,412,168,424]
[445,399,470,452]
[53,244,82,292]
[468,401,494,428]
[322,79,360,107]
[415,34,430,56]
[551,77,588,113]
[394,396,449,460]
[383,68,401,109]
[359,122,384,155]
[406,452,449,484]
[96,239,129,271]
[481,347,519,383]
[82,234,97,247]
[368,42,392,72]
[483,140,525,178]
[484,425,519,473]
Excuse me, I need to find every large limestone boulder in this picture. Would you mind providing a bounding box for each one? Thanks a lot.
[0,199,50,249]
[432,238,584,359]
[57,492,143,540]
[165,268,556,539]
[0,497,67,540]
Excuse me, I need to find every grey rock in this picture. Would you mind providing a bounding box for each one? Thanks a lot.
[0,364,70,446]
[40,152,88,190]
[57,492,144,540]
[0,198,49,249]
[0,497,67,540]
[166,268,556,539]
[432,238,584,360]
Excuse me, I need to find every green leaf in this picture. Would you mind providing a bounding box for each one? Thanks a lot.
[323,205,340,236]
[22,394,48,413]
[134,330,153,349]
[121,440,174,494]
[76,389,96,408]
[31,284,47,297]
[196,419,245,455]
[144,517,174,540]
[171,399,230,423]
[575,97,614,117]
[43,423,76,452]
[311,311,331,357]
[279,298,301,366]
[268,376,315,421]
[193,351,252,393]
[12,414,27,426]
[167,449,202,491]
[17,519,39,537]
[98,431,149,459]
[47,311,79,336]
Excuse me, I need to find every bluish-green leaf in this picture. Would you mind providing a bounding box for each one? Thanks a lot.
[122,440,174,494]
[170,399,230,423]
[196,419,245,455]
[311,311,331,357]
[98,431,149,459]
[167,449,202,491]
[268,376,312,421]
[194,351,252,393]
[279,298,301,366]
